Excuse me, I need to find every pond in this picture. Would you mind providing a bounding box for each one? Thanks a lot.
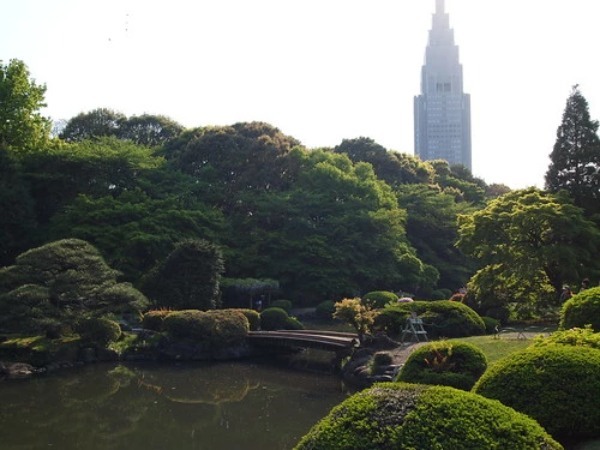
[0,360,348,450]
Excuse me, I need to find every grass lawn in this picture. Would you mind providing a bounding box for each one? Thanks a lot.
[450,334,534,364]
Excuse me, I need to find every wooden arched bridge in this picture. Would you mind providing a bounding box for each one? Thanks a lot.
[247,330,359,354]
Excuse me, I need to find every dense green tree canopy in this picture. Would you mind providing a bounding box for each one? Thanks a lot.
[334,137,434,186]
[545,86,600,217]
[19,137,163,225]
[60,109,184,147]
[458,188,600,316]
[225,149,433,303]
[47,189,225,281]
[0,59,50,151]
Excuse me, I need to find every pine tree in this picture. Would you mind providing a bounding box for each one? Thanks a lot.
[545,85,600,216]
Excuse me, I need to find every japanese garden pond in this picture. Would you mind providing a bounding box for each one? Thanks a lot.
[0,360,348,450]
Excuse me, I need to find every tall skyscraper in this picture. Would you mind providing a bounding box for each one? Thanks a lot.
[414,0,472,170]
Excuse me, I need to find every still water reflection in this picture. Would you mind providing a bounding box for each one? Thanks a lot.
[0,361,348,450]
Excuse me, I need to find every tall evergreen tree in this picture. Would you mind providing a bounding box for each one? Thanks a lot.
[545,86,600,216]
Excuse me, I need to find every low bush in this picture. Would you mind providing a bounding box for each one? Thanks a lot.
[163,310,212,340]
[142,309,172,331]
[315,300,336,320]
[260,307,304,331]
[560,287,600,331]
[397,341,487,390]
[374,301,485,339]
[76,317,122,347]
[162,309,249,347]
[271,299,292,313]
[228,308,260,331]
[532,326,600,350]
[481,316,500,334]
[206,310,249,347]
[473,345,600,441]
[294,383,561,450]
[363,291,398,309]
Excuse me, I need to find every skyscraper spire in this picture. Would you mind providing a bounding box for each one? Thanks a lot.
[436,0,445,14]
[414,0,472,170]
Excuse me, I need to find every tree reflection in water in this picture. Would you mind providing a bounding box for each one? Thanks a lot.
[0,361,347,450]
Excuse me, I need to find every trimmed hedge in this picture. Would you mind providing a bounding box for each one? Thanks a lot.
[76,317,122,347]
[363,291,398,309]
[229,308,260,331]
[374,300,485,339]
[473,345,600,441]
[142,309,172,331]
[294,383,562,450]
[560,286,600,331]
[163,309,249,347]
[397,341,487,390]
[260,307,304,331]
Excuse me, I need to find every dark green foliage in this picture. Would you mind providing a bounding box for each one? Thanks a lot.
[560,286,600,331]
[397,341,487,390]
[60,109,184,146]
[0,149,37,266]
[474,345,600,440]
[76,317,122,347]
[481,316,500,334]
[294,383,562,450]
[271,299,292,313]
[0,239,148,333]
[163,309,249,347]
[142,239,225,310]
[546,86,600,216]
[374,300,485,338]
[142,309,173,331]
[260,307,304,331]
[315,300,336,319]
[363,291,398,309]
[48,189,225,282]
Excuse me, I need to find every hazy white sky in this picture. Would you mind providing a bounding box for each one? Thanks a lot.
[2,0,599,188]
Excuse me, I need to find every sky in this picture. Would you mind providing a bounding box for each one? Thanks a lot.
[2,0,600,189]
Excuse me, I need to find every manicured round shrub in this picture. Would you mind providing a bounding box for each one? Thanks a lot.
[374,300,485,338]
[260,307,304,331]
[294,383,561,450]
[142,309,173,331]
[363,291,398,309]
[206,310,249,347]
[397,341,487,390]
[560,286,600,331]
[481,316,500,334]
[76,317,122,347]
[271,299,292,313]
[228,308,260,331]
[315,300,336,320]
[473,345,600,441]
